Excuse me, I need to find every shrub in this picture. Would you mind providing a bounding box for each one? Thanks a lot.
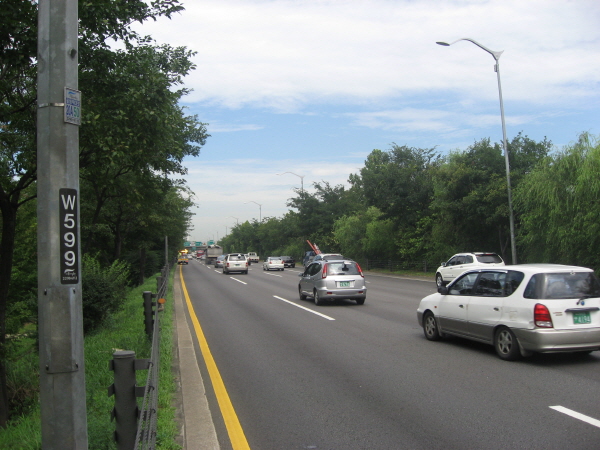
[81,254,130,334]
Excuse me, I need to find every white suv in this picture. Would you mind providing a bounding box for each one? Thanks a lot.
[223,253,249,275]
[435,252,504,287]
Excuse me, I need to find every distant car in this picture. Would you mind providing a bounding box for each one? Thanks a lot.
[263,257,284,271]
[298,260,366,305]
[435,252,504,287]
[215,254,226,268]
[417,264,600,360]
[247,252,260,264]
[223,253,248,275]
[303,251,316,267]
[280,256,295,268]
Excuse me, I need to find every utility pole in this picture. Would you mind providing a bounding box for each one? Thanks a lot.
[37,1,88,448]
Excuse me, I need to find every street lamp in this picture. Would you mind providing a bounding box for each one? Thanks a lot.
[225,216,239,225]
[436,38,517,264]
[276,171,305,194]
[244,201,262,222]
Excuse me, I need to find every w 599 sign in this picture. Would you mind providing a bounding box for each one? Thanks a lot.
[60,188,79,284]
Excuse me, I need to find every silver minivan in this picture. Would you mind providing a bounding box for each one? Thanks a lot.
[298,260,366,305]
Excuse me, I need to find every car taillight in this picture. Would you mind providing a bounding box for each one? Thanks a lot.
[356,262,364,277]
[322,263,328,279]
[534,303,553,328]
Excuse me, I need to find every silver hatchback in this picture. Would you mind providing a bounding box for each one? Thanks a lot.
[298,260,366,305]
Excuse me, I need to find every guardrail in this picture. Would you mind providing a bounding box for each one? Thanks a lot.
[360,259,435,273]
[109,264,169,450]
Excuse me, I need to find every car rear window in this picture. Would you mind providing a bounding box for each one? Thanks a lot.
[327,262,360,275]
[229,254,245,261]
[475,254,503,264]
[281,256,292,260]
[524,272,600,299]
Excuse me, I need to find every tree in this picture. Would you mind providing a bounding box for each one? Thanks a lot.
[515,132,600,268]
[287,181,361,250]
[429,134,551,263]
[0,0,194,426]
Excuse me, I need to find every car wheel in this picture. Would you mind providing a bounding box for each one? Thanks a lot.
[314,289,324,306]
[244,270,248,275]
[435,273,444,287]
[298,285,307,300]
[355,298,365,305]
[423,311,442,341]
[494,327,520,361]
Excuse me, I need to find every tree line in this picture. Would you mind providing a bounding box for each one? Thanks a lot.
[220,132,600,274]
[0,0,207,426]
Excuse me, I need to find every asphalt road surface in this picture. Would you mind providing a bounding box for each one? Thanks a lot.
[180,260,600,450]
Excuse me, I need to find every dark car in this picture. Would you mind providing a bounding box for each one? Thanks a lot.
[280,256,295,268]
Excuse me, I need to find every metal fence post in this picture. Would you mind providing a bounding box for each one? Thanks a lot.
[109,351,138,450]
[142,291,154,338]
[156,276,163,294]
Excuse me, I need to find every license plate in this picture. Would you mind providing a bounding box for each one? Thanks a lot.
[338,281,351,288]
[573,311,591,325]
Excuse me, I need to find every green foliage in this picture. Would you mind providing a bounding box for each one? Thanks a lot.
[81,255,130,334]
[1,272,179,449]
[429,134,551,262]
[515,132,600,268]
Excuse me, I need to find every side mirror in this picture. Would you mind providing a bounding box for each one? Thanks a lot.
[437,285,448,295]
[298,273,304,277]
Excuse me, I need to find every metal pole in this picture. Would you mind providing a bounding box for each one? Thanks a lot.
[436,38,517,264]
[110,351,138,450]
[143,291,154,338]
[37,0,88,448]
[495,62,517,264]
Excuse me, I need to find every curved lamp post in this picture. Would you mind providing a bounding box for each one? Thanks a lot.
[244,201,262,222]
[437,38,517,264]
[225,216,239,225]
[276,171,305,194]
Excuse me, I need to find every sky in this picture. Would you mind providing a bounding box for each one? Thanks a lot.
[133,0,600,245]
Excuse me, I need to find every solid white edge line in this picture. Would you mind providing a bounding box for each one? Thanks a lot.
[550,406,600,428]
[273,295,335,321]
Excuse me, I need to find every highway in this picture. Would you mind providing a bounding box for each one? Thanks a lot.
[179,259,600,450]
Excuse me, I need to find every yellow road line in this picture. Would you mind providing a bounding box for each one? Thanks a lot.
[180,266,251,450]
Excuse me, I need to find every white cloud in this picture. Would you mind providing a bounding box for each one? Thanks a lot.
[129,0,600,241]
[139,0,600,111]
[182,156,361,239]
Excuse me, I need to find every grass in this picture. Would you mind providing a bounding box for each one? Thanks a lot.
[0,268,180,449]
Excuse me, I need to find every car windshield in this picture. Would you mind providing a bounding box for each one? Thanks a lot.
[524,272,600,299]
[475,254,503,263]
[327,262,360,276]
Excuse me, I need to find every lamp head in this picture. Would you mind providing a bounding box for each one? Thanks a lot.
[436,41,450,46]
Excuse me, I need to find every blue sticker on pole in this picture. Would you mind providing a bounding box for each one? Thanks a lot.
[60,188,79,284]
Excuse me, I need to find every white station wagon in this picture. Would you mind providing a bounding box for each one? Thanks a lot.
[417,264,600,360]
